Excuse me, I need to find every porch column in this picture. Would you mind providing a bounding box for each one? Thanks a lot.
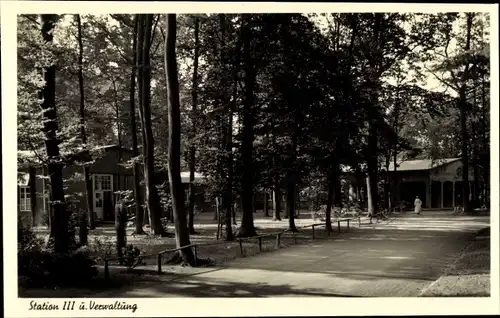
[452,181,455,208]
[440,181,444,209]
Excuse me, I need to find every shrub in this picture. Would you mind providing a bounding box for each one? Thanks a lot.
[45,247,98,285]
[18,225,49,279]
[18,226,98,286]
[120,244,145,270]
[89,236,115,263]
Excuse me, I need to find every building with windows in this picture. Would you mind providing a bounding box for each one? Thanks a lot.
[343,158,477,210]
[17,145,206,226]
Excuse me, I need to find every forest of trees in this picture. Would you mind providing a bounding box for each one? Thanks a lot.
[17,13,490,263]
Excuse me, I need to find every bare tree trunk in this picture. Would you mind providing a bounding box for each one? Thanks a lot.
[366,174,373,223]
[367,121,379,219]
[223,98,235,240]
[40,14,69,253]
[392,149,399,206]
[459,88,471,213]
[459,13,473,213]
[115,199,127,262]
[471,85,480,208]
[165,13,196,264]
[263,192,269,217]
[131,15,145,234]
[286,123,299,231]
[135,15,149,229]
[273,176,282,221]
[29,167,37,226]
[325,171,334,232]
[187,16,200,235]
[223,13,236,241]
[333,163,342,209]
[366,14,383,220]
[74,14,95,231]
[138,14,166,236]
[213,202,218,221]
[286,176,297,231]
[384,156,390,210]
[480,75,489,206]
[237,15,257,237]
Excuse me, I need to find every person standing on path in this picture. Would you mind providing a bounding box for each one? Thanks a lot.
[414,196,422,215]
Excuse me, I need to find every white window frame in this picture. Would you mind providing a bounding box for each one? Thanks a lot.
[19,186,31,212]
[93,174,113,192]
[92,174,114,220]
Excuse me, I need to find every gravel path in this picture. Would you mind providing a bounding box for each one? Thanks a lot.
[20,211,489,298]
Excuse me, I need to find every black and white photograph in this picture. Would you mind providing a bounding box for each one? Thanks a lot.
[2,1,499,317]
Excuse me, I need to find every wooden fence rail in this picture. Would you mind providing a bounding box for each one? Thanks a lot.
[104,221,347,280]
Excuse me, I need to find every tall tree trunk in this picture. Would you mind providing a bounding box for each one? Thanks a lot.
[223,14,237,240]
[391,105,399,209]
[263,192,269,217]
[366,174,373,221]
[224,106,234,240]
[366,14,383,219]
[164,13,196,264]
[459,13,473,213]
[138,14,166,235]
[113,78,124,227]
[74,14,95,231]
[115,199,127,262]
[367,120,379,218]
[272,176,282,221]
[40,14,69,253]
[286,176,297,231]
[480,75,489,206]
[213,201,219,221]
[325,171,335,232]
[187,16,200,235]
[131,15,145,234]
[219,14,235,241]
[237,15,257,237]
[136,15,149,228]
[459,88,471,212]
[333,163,342,208]
[29,167,37,226]
[286,128,298,231]
[384,156,390,210]
[392,149,399,205]
[471,85,480,208]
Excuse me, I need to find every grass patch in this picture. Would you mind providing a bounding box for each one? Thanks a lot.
[420,233,490,297]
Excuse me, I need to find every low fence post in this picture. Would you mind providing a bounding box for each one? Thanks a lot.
[239,239,244,257]
[312,225,315,240]
[338,221,341,234]
[104,260,109,281]
[276,233,281,248]
[157,254,162,274]
[347,219,350,232]
[258,237,262,252]
[293,232,297,244]
[194,245,198,266]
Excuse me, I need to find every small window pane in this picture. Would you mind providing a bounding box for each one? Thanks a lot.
[19,186,31,211]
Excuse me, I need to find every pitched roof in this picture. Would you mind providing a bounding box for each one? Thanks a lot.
[387,158,460,171]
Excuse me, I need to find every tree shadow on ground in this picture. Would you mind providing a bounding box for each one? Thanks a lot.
[99,274,360,298]
[20,214,489,298]
[19,268,359,298]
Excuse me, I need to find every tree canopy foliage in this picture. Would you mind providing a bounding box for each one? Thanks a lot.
[18,12,490,258]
